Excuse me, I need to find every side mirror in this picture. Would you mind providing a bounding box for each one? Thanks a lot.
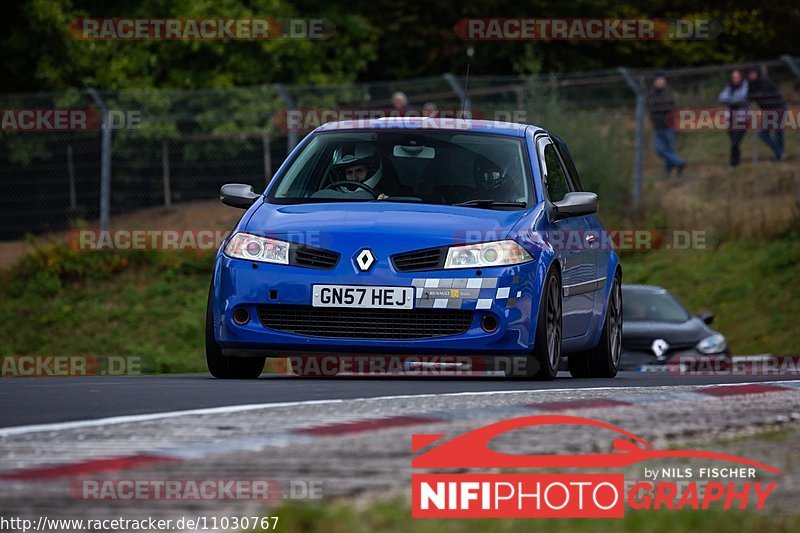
[220,183,260,209]
[552,192,598,219]
[698,312,714,325]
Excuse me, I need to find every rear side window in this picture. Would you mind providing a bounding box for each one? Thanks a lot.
[542,143,570,203]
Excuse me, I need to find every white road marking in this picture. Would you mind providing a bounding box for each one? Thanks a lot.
[1,380,797,437]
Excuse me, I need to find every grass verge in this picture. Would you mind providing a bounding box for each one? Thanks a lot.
[265,499,800,532]
[620,231,800,354]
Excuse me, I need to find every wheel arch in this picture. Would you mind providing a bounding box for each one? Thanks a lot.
[589,254,622,349]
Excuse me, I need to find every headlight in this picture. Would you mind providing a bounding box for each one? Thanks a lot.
[444,240,533,269]
[224,232,289,265]
[696,334,727,354]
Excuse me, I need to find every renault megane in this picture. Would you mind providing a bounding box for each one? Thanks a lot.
[206,118,622,380]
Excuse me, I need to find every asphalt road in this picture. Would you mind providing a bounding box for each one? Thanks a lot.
[2,371,799,428]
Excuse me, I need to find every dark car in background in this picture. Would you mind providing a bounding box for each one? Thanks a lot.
[620,284,728,370]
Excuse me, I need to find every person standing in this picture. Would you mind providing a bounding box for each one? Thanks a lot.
[718,70,749,167]
[422,102,439,118]
[647,72,686,176]
[391,92,412,116]
[747,67,786,161]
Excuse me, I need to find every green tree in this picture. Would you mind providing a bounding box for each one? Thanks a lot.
[0,0,378,92]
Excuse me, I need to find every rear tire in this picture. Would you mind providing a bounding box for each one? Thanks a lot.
[507,268,561,380]
[568,272,622,378]
[206,286,265,379]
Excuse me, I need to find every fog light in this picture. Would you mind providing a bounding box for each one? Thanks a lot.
[232,307,250,325]
[481,315,499,333]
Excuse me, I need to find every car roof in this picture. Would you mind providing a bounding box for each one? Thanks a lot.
[315,117,546,137]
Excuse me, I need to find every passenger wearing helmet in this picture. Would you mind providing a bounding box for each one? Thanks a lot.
[474,153,525,203]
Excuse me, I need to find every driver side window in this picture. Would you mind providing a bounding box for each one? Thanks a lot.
[541,142,571,203]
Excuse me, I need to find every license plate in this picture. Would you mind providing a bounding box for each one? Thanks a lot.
[312,285,414,309]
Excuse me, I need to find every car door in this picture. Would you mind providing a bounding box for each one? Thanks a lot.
[536,135,596,338]
[553,135,608,306]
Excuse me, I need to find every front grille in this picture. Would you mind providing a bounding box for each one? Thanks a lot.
[290,245,340,270]
[623,339,697,354]
[392,247,444,272]
[257,305,473,339]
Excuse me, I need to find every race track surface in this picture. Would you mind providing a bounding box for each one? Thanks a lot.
[2,371,798,428]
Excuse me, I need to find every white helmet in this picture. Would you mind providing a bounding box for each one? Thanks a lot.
[331,142,383,189]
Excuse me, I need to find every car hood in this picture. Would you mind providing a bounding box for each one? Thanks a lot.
[622,318,717,352]
[244,201,528,251]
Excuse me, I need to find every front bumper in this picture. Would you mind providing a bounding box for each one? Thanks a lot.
[620,349,731,371]
[213,255,543,356]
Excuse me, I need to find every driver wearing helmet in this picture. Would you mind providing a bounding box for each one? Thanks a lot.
[330,142,389,199]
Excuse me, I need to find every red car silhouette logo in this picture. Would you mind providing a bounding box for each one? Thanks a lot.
[412,415,780,472]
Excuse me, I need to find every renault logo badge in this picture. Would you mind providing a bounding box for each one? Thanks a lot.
[355,249,376,271]
[651,338,669,360]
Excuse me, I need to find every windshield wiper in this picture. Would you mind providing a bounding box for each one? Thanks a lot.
[453,199,527,209]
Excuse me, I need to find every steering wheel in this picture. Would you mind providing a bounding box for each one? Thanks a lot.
[323,180,379,198]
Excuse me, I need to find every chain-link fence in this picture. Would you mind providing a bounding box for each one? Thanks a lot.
[2,56,799,242]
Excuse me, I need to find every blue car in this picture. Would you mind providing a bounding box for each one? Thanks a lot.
[207,118,622,380]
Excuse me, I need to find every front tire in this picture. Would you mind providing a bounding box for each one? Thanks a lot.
[568,272,622,378]
[206,286,265,379]
[507,268,562,380]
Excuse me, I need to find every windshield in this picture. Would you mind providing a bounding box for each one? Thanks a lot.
[269,131,531,206]
[622,288,691,323]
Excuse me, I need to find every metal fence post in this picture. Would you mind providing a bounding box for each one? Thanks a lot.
[274,84,298,153]
[88,88,111,231]
[262,133,272,183]
[781,54,800,78]
[161,140,172,209]
[618,68,646,215]
[67,145,76,211]
[781,55,800,211]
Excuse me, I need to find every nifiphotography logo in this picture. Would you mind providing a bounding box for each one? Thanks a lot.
[411,416,780,518]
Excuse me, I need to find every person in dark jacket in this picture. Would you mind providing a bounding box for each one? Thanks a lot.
[718,69,749,167]
[647,73,685,176]
[748,67,786,161]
